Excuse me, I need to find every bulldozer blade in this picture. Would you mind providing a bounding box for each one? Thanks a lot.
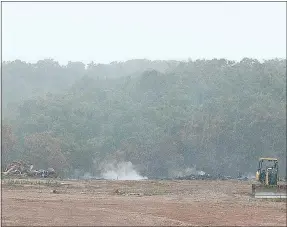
[252,184,287,199]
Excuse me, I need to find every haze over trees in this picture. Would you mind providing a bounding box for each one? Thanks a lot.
[2,58,286,178]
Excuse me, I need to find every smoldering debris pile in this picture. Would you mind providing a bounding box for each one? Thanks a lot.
[174,173,255,181]
[175,173,233,180]
[2,161,57,178]
[162,168,254,181]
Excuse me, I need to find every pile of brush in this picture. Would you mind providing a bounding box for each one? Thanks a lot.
[3,160,57,178]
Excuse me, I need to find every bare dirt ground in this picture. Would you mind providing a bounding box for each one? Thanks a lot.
[1,179,286,226]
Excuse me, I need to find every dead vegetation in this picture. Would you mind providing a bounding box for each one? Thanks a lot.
[2,160,57,179]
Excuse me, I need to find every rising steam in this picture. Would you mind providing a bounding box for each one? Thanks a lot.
[100,161,148,180]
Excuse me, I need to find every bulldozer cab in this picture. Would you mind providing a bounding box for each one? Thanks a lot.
[258,158,278,171]
[256,158,278,185]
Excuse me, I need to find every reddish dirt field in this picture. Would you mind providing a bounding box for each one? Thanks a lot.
[1,179,286,226]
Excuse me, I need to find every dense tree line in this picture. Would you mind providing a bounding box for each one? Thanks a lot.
[2,58,286,178]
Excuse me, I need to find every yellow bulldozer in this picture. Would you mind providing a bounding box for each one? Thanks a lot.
[252,158,286,199]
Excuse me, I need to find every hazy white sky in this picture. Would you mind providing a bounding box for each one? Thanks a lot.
[2,2,286,64]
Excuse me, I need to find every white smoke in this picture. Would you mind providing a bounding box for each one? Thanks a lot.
[100,161,148,180]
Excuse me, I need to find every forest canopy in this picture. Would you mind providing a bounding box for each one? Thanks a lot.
[2,58,286,178]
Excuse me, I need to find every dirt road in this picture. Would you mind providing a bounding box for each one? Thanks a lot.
[2,179,286,226]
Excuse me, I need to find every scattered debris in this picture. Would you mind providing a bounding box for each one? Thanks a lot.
[114,189,123,195]
[113,188,143,196]
[126,192,143,197]
[50,189,59,194]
